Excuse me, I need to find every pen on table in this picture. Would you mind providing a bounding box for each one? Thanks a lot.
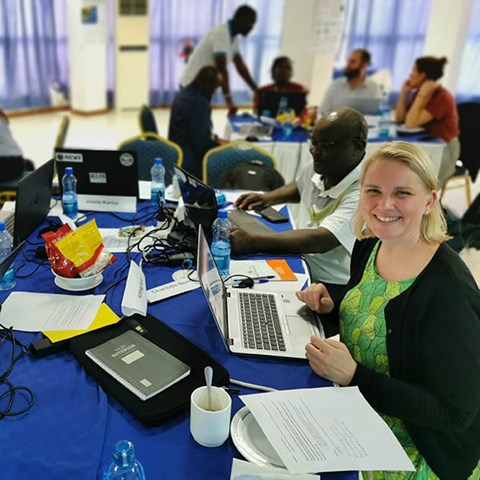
[232,275,276,285]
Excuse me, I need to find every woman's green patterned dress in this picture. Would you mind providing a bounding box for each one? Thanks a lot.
[339,242,480,480]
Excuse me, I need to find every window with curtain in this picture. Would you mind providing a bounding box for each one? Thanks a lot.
[148,0,285,106]
[0,0,68,110]
[338,0,431,96]
[457,0,480,102]
[1,0,283,110]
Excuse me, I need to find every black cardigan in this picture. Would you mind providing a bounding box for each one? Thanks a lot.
[326,238,480,479]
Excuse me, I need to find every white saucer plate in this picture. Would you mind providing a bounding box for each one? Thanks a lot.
[230,406,285,469]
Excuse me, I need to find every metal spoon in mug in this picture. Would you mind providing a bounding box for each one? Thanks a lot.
[204,366,213,411]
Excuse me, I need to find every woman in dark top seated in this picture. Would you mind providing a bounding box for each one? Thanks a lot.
[253,56,308,115]
[297,142,480,479]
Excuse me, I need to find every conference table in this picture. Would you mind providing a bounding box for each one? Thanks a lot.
[0,200,358,480]
[226,115,446,185]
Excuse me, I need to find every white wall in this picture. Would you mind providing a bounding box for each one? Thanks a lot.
[422,0,474,93]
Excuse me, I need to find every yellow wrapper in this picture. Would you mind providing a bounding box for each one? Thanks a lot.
[55,219,103,268]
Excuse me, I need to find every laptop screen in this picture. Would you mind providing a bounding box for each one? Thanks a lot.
[55,148,139,198]
[174,166,218,234]
[14,159,54,246]
[197,226,228,349]
[258,91,307,117]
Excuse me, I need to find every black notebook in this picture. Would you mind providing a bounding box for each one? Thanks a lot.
[85,330,190,401]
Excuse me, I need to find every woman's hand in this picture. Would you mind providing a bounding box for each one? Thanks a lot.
[305,336,357,386]
[418,80,438,98]
[296,283,334,315]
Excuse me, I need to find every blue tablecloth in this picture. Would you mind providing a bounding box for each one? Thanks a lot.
[0,202,357,480]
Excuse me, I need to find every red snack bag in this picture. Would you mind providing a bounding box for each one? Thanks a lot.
[42,224,79,278]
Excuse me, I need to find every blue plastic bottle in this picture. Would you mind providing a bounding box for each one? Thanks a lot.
[377,88,391,140]
[62,167,78,219]
[211,209,232,277]
[101,440,146,480]
[0,221,15,291]
[150,157,165,207]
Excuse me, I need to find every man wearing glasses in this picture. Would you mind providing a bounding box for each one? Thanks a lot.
[232,108,368,306]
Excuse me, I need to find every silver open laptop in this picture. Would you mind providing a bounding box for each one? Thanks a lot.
[197,225,324,359]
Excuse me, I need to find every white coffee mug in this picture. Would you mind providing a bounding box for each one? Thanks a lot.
[190,386,232,447]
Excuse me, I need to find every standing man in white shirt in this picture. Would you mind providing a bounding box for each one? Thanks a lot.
[179,5,258,118]
[319,49,380,114]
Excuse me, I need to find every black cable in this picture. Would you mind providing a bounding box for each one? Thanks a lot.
[0,323,35,420]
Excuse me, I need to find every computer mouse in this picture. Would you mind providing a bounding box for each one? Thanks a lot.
[245,135,259,142]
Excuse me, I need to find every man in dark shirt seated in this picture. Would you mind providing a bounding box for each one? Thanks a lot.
[168,66,226,180]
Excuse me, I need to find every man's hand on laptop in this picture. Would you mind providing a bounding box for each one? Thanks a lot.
[231,227,255,255]
[234,192,268,210]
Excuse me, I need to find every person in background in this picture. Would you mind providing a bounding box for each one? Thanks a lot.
[319,48,381,115]
[168,66,226,180]
[395,56,459,187]
[179,5,258,118]
[297,142,480,479]
[253,56,309,115]
[232,108,368,308]
[0,107,34,182]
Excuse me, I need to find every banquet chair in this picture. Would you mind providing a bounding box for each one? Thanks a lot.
[118,133,183,186]
[138,105,159,135]
[441,103,480,207]
[202,141,278,188]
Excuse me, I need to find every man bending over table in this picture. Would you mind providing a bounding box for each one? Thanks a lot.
[232,108,368,307]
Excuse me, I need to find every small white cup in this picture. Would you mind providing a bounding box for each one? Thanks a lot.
[190,386,232,447]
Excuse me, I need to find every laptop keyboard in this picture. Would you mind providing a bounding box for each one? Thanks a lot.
[229,209,274,235]
[238,292,286,351]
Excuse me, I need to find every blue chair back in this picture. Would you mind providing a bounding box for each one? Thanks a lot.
[203,141,277,188]
[119,133,183,186]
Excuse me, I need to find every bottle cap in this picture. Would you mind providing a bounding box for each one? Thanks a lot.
[218,209,228,219]
[0,221,5,232]
[154,157,163,165]
[112,440,135,467]
[65,167,73,175]
[215,190,226,206]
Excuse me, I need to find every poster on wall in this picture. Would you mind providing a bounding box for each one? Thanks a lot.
[80,0,107,44]
[313,0,345,54]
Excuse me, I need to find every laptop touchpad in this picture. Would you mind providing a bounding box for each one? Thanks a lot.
[286,315,313,336]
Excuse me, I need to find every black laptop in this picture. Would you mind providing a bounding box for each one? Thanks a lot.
[55,149,139,212]
[257,91,307,117]
[174,166,273,237]
[14,159,54,246]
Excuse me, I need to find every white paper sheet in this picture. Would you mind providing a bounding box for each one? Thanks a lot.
[230,458,320,480]
[0,292,105,331]
[121,260,147,317]
[241,387,414,474]
[251,273,309,293]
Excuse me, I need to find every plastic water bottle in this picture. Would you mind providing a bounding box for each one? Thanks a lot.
[150,157,165,207]
[377,89,391,140]
[276,96,293,140]
[211,209,232,277]
[101,440,145,480]
[0,221,15,291]
[62,167,78,219]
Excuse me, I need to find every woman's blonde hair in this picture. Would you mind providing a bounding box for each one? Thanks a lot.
[353,141,450,243]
